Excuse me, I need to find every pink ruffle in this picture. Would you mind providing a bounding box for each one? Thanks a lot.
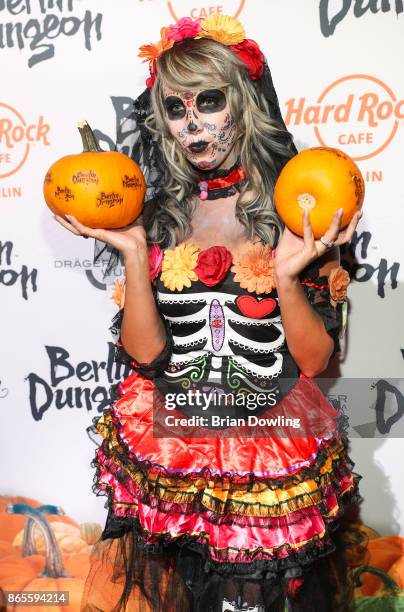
[95,448,356,564]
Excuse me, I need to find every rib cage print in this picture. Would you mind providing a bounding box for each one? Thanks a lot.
[155,269,296,396]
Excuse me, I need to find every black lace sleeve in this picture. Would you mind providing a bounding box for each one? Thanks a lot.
[299,260,348,357]
[109,285,174,379]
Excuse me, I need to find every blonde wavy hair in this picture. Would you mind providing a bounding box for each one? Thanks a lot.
[144,37,294,248]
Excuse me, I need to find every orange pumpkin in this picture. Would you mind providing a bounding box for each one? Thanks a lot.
[274,147,365,238]
[43,120,146,229]
[13,521,102,556]
[355,536,404,596]
[0,506,90,612]
[0,496,78,545]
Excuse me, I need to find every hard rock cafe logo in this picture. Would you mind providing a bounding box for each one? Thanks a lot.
[166,0,245,20]
[0,103,50,179]
[284,75,403,161]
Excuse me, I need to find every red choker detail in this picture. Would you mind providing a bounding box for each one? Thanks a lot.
[197,167,247,200]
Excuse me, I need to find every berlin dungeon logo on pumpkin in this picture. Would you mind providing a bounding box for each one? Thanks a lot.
[284,75,403,161]
[54,185,74,202]
[0,0,103,68]
[96,192,124,208]
[25,343,132,421]
[122,175,144,189]
[0,240,38,300]
[72,170,100,185]
[166,0,246,20]
[319,0,403,37]
[0,103,50,181]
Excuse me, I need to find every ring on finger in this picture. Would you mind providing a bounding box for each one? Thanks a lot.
[319,236,334,249]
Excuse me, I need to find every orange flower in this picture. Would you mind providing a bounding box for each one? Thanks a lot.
[199,15,246,46]
[138,26,175,62]
[231,243,276,295]
[112,278,126,309]
[328,266,350,304]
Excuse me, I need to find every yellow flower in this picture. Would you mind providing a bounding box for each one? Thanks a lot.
[199,15,246,46]
[231,243,275,295]
[112,278,126,309]
[138,26,175,62]
[160,243,200,291]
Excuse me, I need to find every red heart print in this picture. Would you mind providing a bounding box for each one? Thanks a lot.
[235,296,277,319]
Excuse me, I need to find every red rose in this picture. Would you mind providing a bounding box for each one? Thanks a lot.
[230,39,265,80]
[146,59,157,89]
[194,246,232,287]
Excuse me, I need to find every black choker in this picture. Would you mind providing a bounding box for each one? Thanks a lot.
[195,162,247,200]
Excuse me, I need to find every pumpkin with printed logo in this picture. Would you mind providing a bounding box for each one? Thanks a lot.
[43,120,146,229]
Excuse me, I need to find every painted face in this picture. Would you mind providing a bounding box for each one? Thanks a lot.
[162,86,238,171]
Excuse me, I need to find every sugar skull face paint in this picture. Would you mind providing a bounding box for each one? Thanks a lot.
[162,86,238,171]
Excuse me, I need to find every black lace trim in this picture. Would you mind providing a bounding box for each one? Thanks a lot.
[299,258,345,356]
[110,306,174,380]
[96,487,364,578]
[95,435,363,522]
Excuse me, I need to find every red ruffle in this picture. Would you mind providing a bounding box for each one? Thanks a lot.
[112,371,341,477]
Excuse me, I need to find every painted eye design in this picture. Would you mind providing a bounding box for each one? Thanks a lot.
[197,90,227,113]
[165,96,186,119]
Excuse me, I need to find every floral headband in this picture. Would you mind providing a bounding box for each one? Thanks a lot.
[138,14,265,89]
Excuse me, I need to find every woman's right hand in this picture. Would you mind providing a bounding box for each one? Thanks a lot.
[54,213,147,258]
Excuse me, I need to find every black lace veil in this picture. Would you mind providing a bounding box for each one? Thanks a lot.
[93,59,297,280]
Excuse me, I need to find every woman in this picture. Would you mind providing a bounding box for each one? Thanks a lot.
[57,15,366,612]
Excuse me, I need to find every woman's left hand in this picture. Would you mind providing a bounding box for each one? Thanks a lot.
[274,207,363,281]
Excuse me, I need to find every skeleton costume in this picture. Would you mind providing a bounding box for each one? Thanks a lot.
[81,15,367,612]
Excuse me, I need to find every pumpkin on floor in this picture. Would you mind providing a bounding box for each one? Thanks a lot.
[274,146,365,238]
[0,505,88,611]
[43,120,146,229]
[352,566,404,610]
[354,535,404,597]
[13,520,102,556]
[0,496,77,546]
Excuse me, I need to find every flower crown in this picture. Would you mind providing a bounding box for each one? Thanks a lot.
[138,14,265,89]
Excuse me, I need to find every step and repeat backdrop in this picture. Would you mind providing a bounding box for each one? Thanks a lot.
[1,0,403,534]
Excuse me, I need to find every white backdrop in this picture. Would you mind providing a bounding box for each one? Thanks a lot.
[1,0,403,535]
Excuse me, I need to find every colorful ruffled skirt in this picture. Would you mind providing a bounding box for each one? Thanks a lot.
[80,371,367,612]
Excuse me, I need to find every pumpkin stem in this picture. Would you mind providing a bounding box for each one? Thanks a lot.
[7,503,70,578]
[352,565,400,593]
[297,193,317,211]
[79,120,103,153]
[22,518,37,557]
[18,504,66,557]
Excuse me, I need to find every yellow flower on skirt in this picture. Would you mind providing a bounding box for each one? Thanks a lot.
[160,243,200,291]
[231,243,276,295]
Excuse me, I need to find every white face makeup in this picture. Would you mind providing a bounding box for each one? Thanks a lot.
[162,86,238,171]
